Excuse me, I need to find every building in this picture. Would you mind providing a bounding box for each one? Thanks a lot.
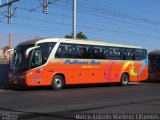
[0,48,4,58]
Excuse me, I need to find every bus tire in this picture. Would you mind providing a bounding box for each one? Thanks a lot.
[120,73,129,86]
[52,75,64,90]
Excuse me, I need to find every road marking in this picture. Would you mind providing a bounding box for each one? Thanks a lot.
[129,82,146,85]
[0,89,14,93]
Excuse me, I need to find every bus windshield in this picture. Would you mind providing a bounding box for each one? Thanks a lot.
[149,55,160,73]
[10,42,56,72]
[10,44,34,72]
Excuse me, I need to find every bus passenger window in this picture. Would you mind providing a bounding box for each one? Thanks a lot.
[135,49,141,60]
[88,47,94,59]
[109,48,116,59]
[55,47,62,58]
[125,49,133,60]
[141,49,147,60]
[37,42,55,64]
[31,49,42,68]
[81,47,88,59]
[132,52,135,60]
[103,48,109,59]
[94,49,101,59]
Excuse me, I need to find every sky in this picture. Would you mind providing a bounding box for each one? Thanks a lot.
[0,0,160,49]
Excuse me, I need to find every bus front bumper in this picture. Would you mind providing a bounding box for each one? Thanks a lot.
[9,75,28,87]
[10,79,26,86]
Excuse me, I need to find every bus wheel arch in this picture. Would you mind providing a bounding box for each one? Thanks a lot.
[120,72,130,86]
[52,73,66,90]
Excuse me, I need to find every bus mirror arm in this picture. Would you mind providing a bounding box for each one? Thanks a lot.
[5,49,14,59]
[25,46,40,58]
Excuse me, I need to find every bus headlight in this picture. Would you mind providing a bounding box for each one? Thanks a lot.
[19,72,32,79]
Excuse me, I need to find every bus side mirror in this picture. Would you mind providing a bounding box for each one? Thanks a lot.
[5,48,14,59]
[25,46,40,58]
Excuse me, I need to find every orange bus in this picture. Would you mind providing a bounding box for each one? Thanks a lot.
[148,50,160,80]
[8,38,148,89]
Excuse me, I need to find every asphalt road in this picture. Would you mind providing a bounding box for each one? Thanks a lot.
[0,81,160,120]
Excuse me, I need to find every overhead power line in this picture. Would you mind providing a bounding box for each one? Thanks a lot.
[76,1,160,26]
[14,4,160,40]
[0,0,19,23]
[16,2,160,34]
[0,0,19,8]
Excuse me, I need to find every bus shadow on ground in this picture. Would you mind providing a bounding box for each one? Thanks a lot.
[11,83,137,91]
[65,83,123,89]
[0,64,10,89]
[7,84,117,91]
[141,79,160,83]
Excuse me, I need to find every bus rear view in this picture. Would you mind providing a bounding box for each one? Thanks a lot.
[148,50,160,80]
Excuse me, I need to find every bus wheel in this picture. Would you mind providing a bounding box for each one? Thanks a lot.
[120,74,129,86]
[52,75,64,90]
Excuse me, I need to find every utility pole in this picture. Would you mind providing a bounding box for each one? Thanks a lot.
[37,0,58,14]
[43,0,48,14]
[0,0,19,8]
[73,0,76,39]
[8,33,12,62]
[0,0,19,24]
[8,3,12,24]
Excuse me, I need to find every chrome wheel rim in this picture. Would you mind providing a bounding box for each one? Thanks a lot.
[54,78,62,88]
[123,76,128,85]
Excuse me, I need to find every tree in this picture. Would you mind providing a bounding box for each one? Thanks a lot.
[3,46,10,53]
[65,32,87,39]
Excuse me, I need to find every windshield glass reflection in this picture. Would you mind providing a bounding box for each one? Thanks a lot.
[10,44,34,72]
